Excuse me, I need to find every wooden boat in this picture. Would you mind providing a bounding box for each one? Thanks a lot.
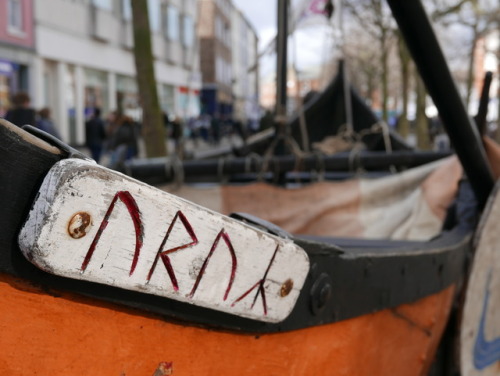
[0,2,499,376]
[1,108,498,375]
[0,116,473,376]
[204,60,412,160]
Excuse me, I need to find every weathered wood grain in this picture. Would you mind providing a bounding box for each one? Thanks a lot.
[18,159,309,323]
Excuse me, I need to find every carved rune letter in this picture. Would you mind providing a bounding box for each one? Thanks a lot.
[232,245,279,315]
[81,191,143,276]
[189,229,238,301]
[147,211,198,291]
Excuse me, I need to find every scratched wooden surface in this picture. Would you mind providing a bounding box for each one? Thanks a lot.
[18,159,309,323]
[460,182,500,376]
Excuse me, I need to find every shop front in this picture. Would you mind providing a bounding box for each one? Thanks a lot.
[178,86,200,120]
[84,67,109,118]
[0,58,29,117]
[116,74,141,121]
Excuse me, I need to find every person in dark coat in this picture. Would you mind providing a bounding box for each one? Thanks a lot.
[36,107,60,139]
[85,107,107,163]
[211,115,221,145]
[171,116,182,152]
[109,114,139,167]
[4,92,36,127]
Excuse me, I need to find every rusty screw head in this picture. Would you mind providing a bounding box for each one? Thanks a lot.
[280,279,294,297]
[68,212,92,239]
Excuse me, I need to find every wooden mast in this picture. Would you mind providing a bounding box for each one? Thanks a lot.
[386,0,494,209]
[275,0,289,126]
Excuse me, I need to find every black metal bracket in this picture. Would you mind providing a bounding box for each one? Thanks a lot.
[230,212,292,239]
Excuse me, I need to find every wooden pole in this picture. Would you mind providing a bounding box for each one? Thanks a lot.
[386,0,494,208]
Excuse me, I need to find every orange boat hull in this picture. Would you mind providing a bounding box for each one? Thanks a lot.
[0,274,454,375]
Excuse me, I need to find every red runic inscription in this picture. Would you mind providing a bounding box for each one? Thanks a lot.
[189,229,238,301]
[231,245,279,315]
[78,190,285,314]
[81,191,143,275]
[147,210,198,291]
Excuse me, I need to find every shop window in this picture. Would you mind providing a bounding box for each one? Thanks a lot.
[0,61,29,117]
[17,65,28,92]
[161,84,176,115]
[178,88,200,118]
[65,65,78,144]
[84,68,109,118]
[8,0,23,33]
[117,74,141,120]
[0,75,11,117]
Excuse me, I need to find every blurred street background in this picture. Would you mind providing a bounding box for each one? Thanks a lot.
[0,0,499,164]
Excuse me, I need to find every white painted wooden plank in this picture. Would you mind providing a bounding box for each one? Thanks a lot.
[460,181,500,375]
[18,159,310,323]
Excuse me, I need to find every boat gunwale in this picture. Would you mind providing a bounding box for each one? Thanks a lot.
[0,119,475,333]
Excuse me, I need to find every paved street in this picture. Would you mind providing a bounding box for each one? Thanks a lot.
[78,134,245,167]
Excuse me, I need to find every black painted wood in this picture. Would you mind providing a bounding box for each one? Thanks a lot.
[124,150,452,185]
[475,72,493,135]
[0,122,63,276]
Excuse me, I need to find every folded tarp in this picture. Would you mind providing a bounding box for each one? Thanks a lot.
[162,156,463,241]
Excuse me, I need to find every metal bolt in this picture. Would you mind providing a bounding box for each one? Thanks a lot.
[68,212,92,239]
[310,273,332,315]
[318,283,332,307]
[280,279,294,297]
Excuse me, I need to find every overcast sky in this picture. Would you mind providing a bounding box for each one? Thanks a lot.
[232,0,337,79]
[232,0,277,34]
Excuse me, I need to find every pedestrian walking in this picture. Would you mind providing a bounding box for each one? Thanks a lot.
[108,113,139,168]
[4,92,36,127]
[85,107,107,163]
[36,107,60,138]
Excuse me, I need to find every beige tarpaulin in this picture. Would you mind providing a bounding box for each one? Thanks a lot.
[163,156,463,241]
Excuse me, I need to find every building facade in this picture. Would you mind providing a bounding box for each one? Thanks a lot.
[231,7,259,128]
[0,0,35,116]
[260,66,322,114]
[198,0,233,117]
[473,30,499,123]
[32,0,201,144]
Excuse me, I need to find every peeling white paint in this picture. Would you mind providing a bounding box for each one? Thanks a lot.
[19,159,310,323]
